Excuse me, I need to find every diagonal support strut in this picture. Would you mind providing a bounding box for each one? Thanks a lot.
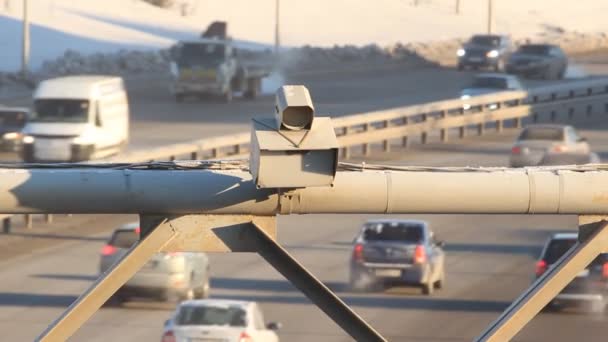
[36,218,178,342]
[243,221,386,342]
[476,218,608,342]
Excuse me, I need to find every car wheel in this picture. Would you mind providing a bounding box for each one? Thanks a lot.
[195,276,210,299]
[494,60,504,72]
[434,271,445,290]
[422,282,434,295]
[349,271,375,293]
[542,300,560,313]
[104,292,126,307]
[223,88,233,103]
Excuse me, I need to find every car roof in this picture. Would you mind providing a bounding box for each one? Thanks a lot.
[475,73,516,80]
[115,222,139,231]
[523,124,569,130]
[551,233,578,240]
[179,299,252,309]
[365,219,428,226]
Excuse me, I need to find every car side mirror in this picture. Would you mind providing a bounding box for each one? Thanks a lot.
[267,322,282,331]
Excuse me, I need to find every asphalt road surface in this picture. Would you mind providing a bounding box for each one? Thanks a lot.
[0,62,608,341]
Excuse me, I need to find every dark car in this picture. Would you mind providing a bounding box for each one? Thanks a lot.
[536,233,608,313]
[506,44,567,80]
[0,107,27,152]
[457,34,513,71]
[349,219,445,295]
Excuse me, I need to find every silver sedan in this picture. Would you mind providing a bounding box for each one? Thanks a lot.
[509,124,590,167]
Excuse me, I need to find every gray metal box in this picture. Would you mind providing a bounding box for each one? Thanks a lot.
[250,117,339,188]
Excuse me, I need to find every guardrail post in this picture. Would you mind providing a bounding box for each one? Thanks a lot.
[362,124,371,156]
[421,114,428,144]
[496,119,503,133]
[2,217,10,234]
[211,148,218,158]
[514,117,522,129]
[25,214,32,229]
[45,214,53,224]
[440,111,448,142]
[587,105,593,117]
[235,144,241,155]
[477,122,484,136]
[190,151,199,160]
[532,112,538,123]
[568,108,575,120]
[341,127,351,159]
[402,118,409,148]
[550,110,557,122]
[382,120,390,152]
[169,155,176,161]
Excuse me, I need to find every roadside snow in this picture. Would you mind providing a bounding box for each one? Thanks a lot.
[2,0,608,72]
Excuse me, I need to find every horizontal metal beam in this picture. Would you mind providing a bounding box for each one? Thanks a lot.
[1,168,608,214]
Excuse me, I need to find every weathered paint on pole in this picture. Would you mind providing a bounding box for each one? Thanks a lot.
[1,168,608,215]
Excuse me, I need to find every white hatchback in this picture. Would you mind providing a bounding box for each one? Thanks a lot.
[162,299,281,342]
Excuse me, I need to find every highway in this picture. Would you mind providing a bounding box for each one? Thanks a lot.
[0,61,608,341]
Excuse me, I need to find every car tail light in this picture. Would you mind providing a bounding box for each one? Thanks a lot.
[135,227,141,234]
[602,262,608,279]
[239,332,253,342]
[353,243,364,262]
[536,260,547,276]
[161,330,176,342]
[511,146,521,155]
[414,245,426,264]
[551,145,567,153]
[101,244,117,256]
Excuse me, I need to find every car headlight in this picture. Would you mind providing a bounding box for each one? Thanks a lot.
[2,132,20,140]
[460,94,471,100]
[486,50,499,58]
[457,49,466,57]
[22,135,34,144]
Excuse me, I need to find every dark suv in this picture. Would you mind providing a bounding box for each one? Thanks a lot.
[536,233,608,313]
[506,44,568,80]
[349,219,445,295]
[457,34,512,71]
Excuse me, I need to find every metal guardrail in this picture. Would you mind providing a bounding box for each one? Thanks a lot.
[103,77,608,163]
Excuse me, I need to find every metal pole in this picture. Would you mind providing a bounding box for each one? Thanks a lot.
[487,0,493,34]
[21,0,29,76]
[274,0,280,55]
[455,0,460,14]
[247,222,386,342]
[476,218,608,342]
[3,168,608,215]
[37,218,178,342]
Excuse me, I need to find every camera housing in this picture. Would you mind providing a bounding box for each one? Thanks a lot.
[250,85,338,188]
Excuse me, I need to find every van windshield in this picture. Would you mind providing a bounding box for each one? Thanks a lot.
[31,99,89,123]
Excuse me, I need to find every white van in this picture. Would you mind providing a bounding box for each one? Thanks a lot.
[21,75,129,162]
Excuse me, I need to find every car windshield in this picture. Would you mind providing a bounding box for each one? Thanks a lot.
[362,222,424,243]
[0,110,27,128]
[31,99,89,123]
[518,127,564,141]
[176,43,225,68]
[518,45,550,55]
[176,305,247,327]
[470,35,500,46]
[472,77,508,89]
[109,229,138,249]
[544,238,608,266]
